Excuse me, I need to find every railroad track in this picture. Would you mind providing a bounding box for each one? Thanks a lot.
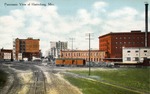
[3,64,47,94]
[1,63,82,94]
[5,72,22,94]
[28,70,47,94]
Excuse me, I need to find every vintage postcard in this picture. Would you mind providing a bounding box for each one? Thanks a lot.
[0,0,150,94]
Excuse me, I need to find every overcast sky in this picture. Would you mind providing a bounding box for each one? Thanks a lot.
[0,0,150,55]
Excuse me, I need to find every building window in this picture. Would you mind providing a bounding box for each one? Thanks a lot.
[127,57,131,61]
[135,51,139,53]
[127,51,131,53]
[135,57,139,61]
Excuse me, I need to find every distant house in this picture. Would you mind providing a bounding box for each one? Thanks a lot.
[122,47,150,63]
[0,48,13,61]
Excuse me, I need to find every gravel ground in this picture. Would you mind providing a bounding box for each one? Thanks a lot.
[36,65,82,94]
[0,63,82,94]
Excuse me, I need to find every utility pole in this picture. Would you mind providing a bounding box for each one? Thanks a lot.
[89,34,91,76]
[145,2,148,47]
[69,38,75,59]
[86,33,93,76]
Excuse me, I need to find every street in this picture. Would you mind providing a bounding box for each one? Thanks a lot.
[0,62,82,94]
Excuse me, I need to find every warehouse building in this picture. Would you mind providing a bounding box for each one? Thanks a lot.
[123,47,150,63]
[99,30,150,62]
[13,37,40,61]
[61,50,105,62]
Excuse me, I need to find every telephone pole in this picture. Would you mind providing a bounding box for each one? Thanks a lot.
[69,38,75,59]
[86,33,93,76]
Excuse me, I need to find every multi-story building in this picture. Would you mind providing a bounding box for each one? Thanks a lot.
[0,48,13,61]
[123,47,150,63]
[61,50,105,62]
[50,41,68,58]
[99,30,150,61]
[13,37,40,61]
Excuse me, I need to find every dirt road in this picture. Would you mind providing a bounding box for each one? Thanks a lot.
[0,63,82,94]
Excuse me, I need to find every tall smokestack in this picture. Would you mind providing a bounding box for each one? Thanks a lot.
[145,3,148,47]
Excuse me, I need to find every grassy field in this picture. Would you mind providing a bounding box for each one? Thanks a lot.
[64,67,150,94]
[0,70,7,88]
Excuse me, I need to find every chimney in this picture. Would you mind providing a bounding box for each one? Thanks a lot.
[145,3,148,47]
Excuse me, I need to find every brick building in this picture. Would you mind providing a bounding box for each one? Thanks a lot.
[13,37,40,61]
[99,30,150,61]
[61,50,105,62]
[0,48,13,61]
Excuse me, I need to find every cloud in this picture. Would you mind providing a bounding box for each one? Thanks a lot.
[109,7,138,18]
[93,1,108,12]
[0,0,149,55]
[102,7,149,34]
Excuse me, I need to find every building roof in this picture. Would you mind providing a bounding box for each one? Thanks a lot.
[56,58,85,60]
[16,38,40,40]
[61,50,105,52]
[98,30,149,38]
[0,49,13,52]
[123,47,150,49]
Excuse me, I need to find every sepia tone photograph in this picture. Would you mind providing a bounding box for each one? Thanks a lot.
[0,0,150,94]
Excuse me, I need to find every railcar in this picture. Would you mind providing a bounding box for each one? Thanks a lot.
[55,58,86,66]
